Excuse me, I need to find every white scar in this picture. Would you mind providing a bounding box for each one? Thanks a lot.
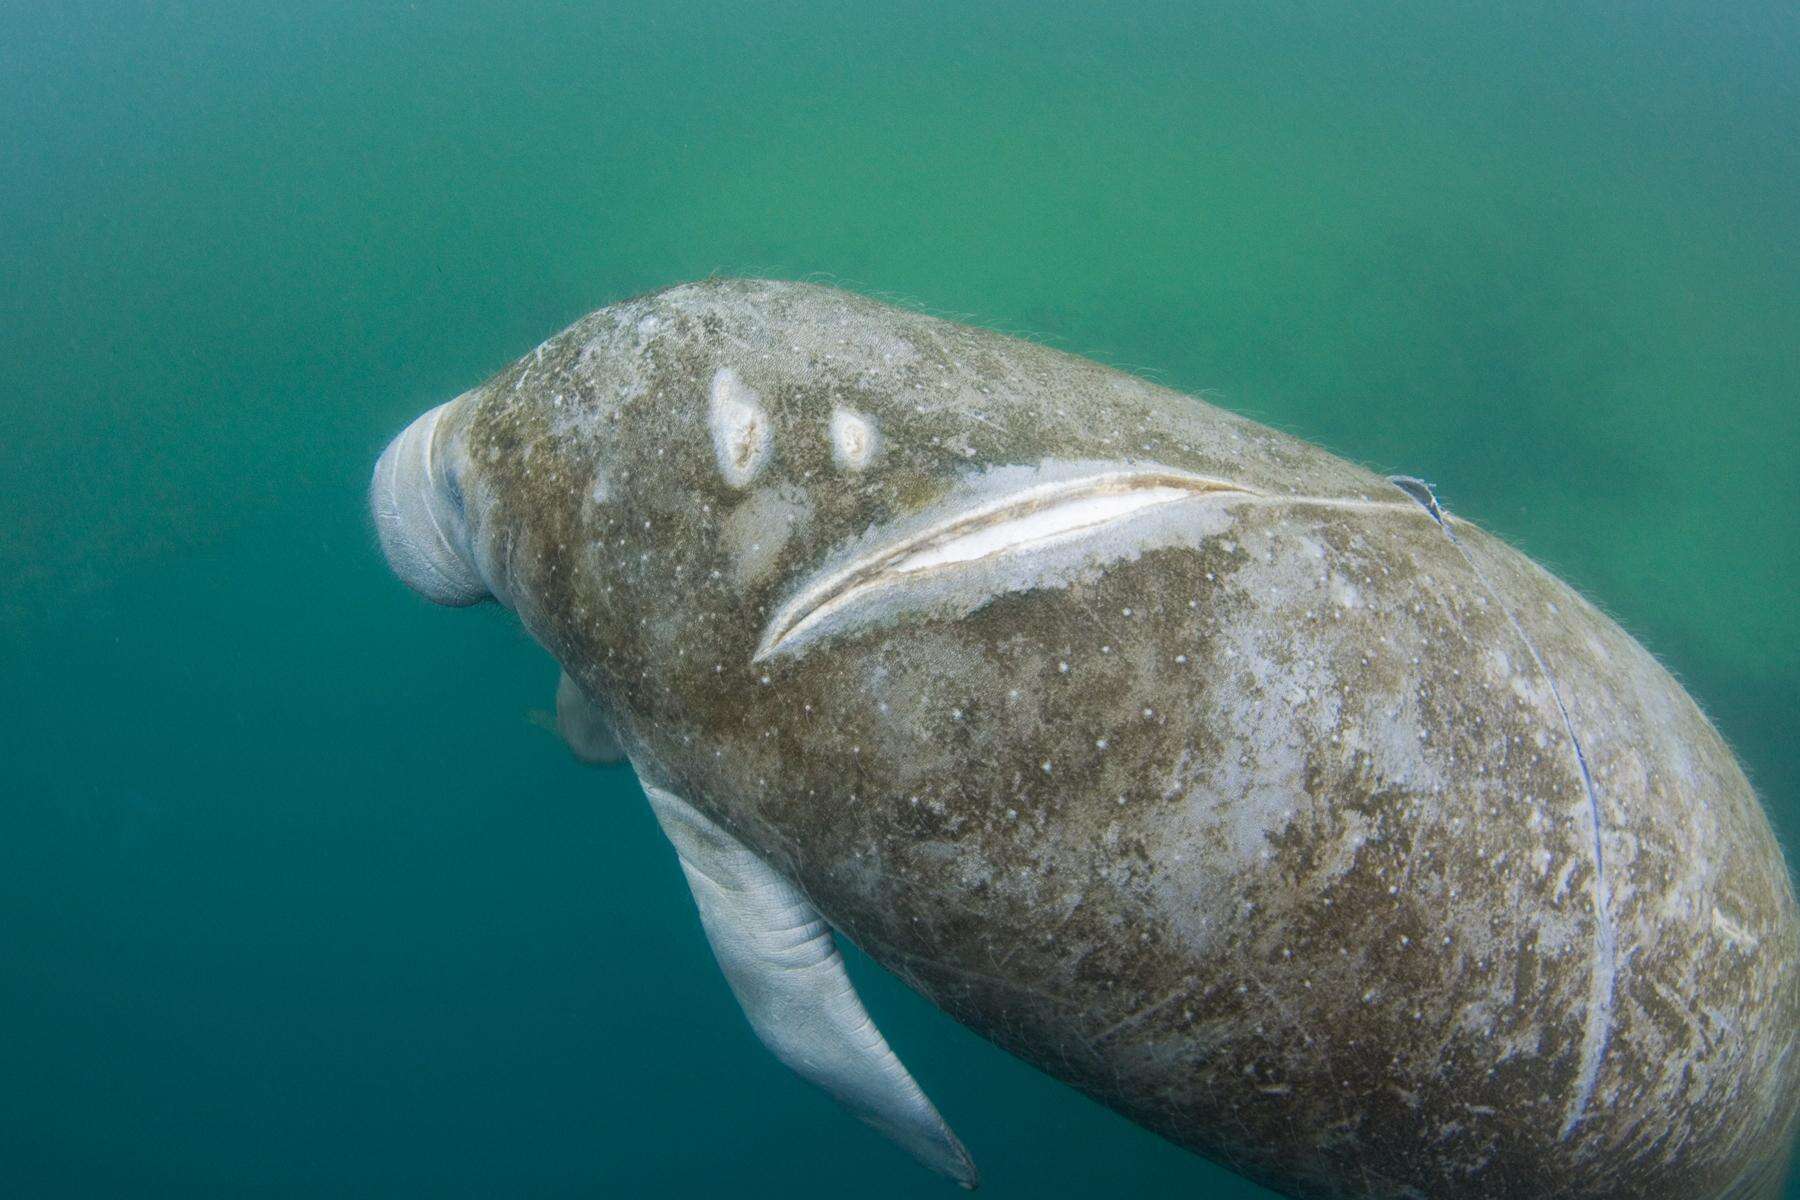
[756,468,1250,659]
[709,368,772,488]
[829,407,878,470]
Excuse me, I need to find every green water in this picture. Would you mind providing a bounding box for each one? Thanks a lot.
[3,3,1795,1196]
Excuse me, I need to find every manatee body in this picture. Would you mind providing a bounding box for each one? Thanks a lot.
[372,279,1798,1198]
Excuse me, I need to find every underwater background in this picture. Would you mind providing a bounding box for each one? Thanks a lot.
[3,2,1795,1196]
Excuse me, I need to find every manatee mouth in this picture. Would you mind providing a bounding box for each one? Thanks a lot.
[755,468,1251,659]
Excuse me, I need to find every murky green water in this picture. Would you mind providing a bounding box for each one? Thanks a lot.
[3,3,1795,1195]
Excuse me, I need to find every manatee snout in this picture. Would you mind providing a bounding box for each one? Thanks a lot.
[371,400,489,607]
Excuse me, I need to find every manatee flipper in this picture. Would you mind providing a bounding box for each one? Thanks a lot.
[555,671,624,764]
[642,783,979,1188]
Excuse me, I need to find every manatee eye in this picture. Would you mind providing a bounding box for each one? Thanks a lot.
[442,465,467,519]
[422,397,467,520]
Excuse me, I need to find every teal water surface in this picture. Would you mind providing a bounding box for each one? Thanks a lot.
[3,3,1796,1196]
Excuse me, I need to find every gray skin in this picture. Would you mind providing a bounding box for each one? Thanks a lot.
[372,279,1798,1199]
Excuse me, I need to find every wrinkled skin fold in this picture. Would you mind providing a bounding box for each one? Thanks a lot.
[373,279,1799,1199]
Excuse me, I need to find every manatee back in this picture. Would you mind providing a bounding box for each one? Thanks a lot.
[755,483,1798,1200]
[448,280,1798,1199]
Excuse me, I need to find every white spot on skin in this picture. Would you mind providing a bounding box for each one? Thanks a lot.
[721,485,810,588]
[829,406,879,470]
[709,368,771,488]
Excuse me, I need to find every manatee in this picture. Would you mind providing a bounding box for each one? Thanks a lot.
[370,279,1798,1198]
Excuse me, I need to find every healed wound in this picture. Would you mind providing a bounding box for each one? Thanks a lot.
[757,469,1251,659]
